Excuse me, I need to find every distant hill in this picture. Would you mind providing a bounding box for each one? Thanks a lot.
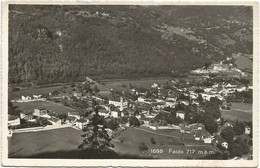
[8,5,253,86]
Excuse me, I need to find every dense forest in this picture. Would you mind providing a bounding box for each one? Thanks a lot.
[9,5,253,86]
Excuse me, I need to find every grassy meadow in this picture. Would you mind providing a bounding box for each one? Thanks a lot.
[112,127,217,159]
[9,127,83,158]
[13,101,72,114]
[220,103,252,121]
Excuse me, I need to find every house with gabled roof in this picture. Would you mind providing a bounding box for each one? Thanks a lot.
[76,118,89,130]
[110,108,121,118]
[98,108,110,118]
[165,99,176,108]
[20,110,35,122]
[194,128,212,143]
[187,123,204,132]
[33,107,48,116]
[176,110,185,119]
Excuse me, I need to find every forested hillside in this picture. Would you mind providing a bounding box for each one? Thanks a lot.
[9,5,253,86]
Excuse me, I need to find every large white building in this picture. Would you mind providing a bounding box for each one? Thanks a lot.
[109,97,128,111]
[110,111,121,118]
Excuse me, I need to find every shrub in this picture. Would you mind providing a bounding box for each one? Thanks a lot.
[139,142,148,151]
[129,116,140,127]
[221,127,235,142]
[233,121,245,135]
[150,137,156,144]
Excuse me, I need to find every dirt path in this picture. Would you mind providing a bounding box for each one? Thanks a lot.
[13,124,72,133]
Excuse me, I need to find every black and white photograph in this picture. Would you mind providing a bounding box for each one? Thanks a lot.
[1,1,259,167]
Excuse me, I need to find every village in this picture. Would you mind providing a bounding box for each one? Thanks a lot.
[8,55,253,159]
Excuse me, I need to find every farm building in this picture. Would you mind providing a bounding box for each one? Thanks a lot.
[8,115,20,126]
[33,107,48,116]
[20,112,35,122]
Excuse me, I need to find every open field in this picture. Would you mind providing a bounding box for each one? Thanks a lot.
[8,127,83,158]
[231,103,252,113]
[9,85,65,100]
[221,103,252,121]
[235,55,252,70]
[112,127,217,159]
[10,77,172,98]
[98,77,171,92]
[9,126,217,159]
[13,101,73,114]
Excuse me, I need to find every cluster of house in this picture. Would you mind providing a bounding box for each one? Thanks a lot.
[44,75,250,131]
[8,78,252,149]
[190,55,239,74]
[8,71,252,145]
[177,122,250,148]
[201,83,251,100]
[67,111,90,129]
[191,63,231,74]
[11,95,46,103]
[8,106,89,130]
[92,81,252,147]
[179,123,213,143]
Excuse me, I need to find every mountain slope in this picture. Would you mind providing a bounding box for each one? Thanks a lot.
[8,5,253,86]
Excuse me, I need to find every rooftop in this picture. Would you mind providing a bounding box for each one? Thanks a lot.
[107,95,121,102]
[77,118,88,123]
[67,116,77,121]
[99,109,109,114]
[176,110,185,114]
[48,117,60,122]
[68,111,80,116]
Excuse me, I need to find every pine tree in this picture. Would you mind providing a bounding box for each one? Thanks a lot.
[93,85,100,93]
[78,107,114,151]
